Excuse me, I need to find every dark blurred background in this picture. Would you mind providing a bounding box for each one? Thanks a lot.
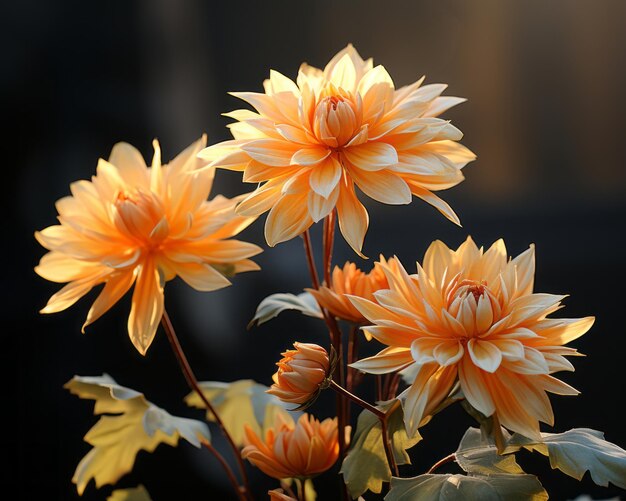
[4,1,626,499]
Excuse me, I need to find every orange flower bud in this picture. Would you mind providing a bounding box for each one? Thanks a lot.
[242,413,339,479]
[267,342,331,408]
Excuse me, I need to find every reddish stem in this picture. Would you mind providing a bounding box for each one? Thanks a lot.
[161,310,252,500]
[330,380,398,477]
[427,453,456,474]
[202,441,246,501]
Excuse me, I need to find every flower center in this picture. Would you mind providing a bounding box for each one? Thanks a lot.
[113,189,169,248]
[313,88,362,148]
[446,279,500,336]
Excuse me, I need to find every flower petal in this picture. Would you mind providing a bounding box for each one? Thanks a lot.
[459,355,496,417]
[83,271,137,331]
[309,156,342,198]
[468,339,502,373]
[308,186,339,223]
[127,262,164,355]
[343,142,398,172]
[242,139,299,167]
[336,178,369,256]
[350,347,413,375]
[291,147,331,166]
[171,262,231,292]
[348,167,411,205]
[264,193,312,246]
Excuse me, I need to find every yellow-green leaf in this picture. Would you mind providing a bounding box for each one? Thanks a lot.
[507,428,626,489]
[66,374,210,495]
[248,292,322,328]
[107,485,152,501]
[385,473,548,501]
[455,427,522,475]
[340,401,421,498]
[184,379,297,447]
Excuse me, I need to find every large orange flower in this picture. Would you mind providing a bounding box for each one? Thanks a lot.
[199,44,475,254]
[35,136,262,354]
[349,238,594,439]
[242,413,339,479]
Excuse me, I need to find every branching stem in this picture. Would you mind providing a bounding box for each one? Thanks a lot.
[161,310,252,500]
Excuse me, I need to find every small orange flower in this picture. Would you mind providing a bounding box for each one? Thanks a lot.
[35,137,262,354]
[349,237,594,439]
[199,44,475,255]
[307,258,391,324]
[242,413,339,479]
[267,343,330,407]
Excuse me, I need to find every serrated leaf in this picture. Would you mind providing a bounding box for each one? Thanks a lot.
[455,426,522,475]
[507,428,626,489]
[340,401,421,498]
[385,473,548,501]
[248,292,322,328]
[66,374,210,495]
[185,379,298,446]
[107,485,152,501]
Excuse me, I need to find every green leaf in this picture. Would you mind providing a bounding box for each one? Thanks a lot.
[385,473,548,501]
[66,375,210,495]
[107,485,152,501]
[340,402,421,499]
[455,427,523,475]
[507,428,626,489]
[185,379,298,447]
[248,292,322,328]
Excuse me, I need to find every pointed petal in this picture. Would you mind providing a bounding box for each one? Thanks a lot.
[309,156,342,198]
[350,347,413,375]
[348,167,411,205]
[127,262,164,355]
[336,178,369,256]
[308,186,340,223]
[83,271,136,331]
[292,147,331,166]
[468,339,502,373]
[264,193,312,246]
[343,142,398,172]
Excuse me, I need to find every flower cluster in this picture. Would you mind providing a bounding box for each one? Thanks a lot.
[35,43,624,501]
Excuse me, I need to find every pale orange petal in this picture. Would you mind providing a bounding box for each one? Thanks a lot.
[264,193,312,246]
[309,156,342,198]
[348,167,411,205]
[83,271,137,331]
[343,142,398,172]
[127,262,164,355]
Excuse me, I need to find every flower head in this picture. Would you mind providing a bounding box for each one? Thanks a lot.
[35,137,262,354]
[267,342,331,408]
[199,44,475,255]
[242,413,339,479]
[307,258,392,324]
[349,238,594,439]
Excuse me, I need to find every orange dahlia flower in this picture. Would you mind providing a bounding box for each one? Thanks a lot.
[267,342,331,407]
[242,413,339,479]
[349,238,594,439]
[307,258,392,324]
[199,44,475,254]
[35,136,262,354]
